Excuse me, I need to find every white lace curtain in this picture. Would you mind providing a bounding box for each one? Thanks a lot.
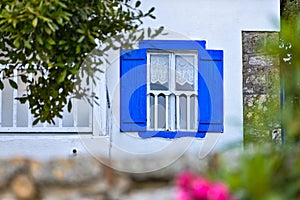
[150,54,169,85]
[175,55,195,86]
[150,54,195,86]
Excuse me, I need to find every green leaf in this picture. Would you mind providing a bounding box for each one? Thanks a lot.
[47,38,56,45]
[52,89,58,98]
[135,1,141,7]
[77,35,85,43]
[56,17,63,25]
[20,75,28,83]
[47,22,56,32]
[76,45,81,54]
[26,6,35,14]
[45,27,51,35]
[151,26,164,38]
[149,14,156,19]
[0,81,3,90]
[57,70,67,83]
[12,20,17,28]
[24,40,32,49]
[32,17,38,27]
[76,28,85,34]
[58,40,67,45]
[67,99,72,112]
[15,97,27,104]
[36,35,43,45]
[9,79,18,89]
[13,38,20,48]
[148,7,155,13]
[32,118,39,126]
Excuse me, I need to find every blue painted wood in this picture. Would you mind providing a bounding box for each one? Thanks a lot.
[198,50,223,132]
[121,40,223,137]
[138,131,206,139]
[120,49,147,131]
[139,40,206,50]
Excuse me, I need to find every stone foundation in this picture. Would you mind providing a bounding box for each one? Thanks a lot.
[0,154,221,200]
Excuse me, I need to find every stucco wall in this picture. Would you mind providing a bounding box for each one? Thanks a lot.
[104,0,280,159]
[0,0,280,160]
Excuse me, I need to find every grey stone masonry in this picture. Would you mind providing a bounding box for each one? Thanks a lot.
[242,31,281,143]
[0,154,218,200]
[0,145,242,200]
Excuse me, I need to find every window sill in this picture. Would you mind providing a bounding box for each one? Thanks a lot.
[138,131,206,139]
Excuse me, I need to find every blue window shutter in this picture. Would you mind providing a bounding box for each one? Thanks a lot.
[120,49,147,131]
[198,50,223,132]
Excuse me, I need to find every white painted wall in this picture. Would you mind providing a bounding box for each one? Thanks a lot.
[0,0,280,167]
[104,0,280,163]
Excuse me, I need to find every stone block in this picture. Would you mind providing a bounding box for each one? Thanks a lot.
[10,174,37,200]
[31,157,104,185]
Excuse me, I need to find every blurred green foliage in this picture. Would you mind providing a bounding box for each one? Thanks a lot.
[278,1,300,143]
[209,146,300,200]
[0,0,162,124]
[244,0,300,145]
[214,2,300,199]
[281,0,300,20]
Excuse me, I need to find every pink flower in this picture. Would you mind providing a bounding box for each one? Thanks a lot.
[191,177,210,199]
[207,182,231,200]
[175,171,233,200]
[176,171,195,189]
[175,189,191,200]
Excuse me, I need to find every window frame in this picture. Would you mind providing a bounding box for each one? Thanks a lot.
[0,67,93,133]
[146,50,199,132]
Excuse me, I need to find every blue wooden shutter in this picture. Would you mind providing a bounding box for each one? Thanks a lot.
[120,49,147,131]
[198,50,223,132]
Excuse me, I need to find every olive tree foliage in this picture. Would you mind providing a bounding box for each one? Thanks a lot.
[0,0,162,125]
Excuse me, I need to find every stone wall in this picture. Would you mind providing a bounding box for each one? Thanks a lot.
[0,154,221,200]
[242,31,281,144]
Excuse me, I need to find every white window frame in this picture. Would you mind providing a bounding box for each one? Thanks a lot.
[0,67,93,133]
[146,50,198,132]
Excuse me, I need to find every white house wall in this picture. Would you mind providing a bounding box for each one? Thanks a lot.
[0,0,279,162]
[103,0,280,162]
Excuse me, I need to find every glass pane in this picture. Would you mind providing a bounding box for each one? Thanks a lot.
[190,95,197,130]
[157,94,166,129]
[179,95,187,129]
[168,94,176,131]
[175,55,195,91]
[17,75,28,127]
[62,102,74,127]
[2,79,13,127]
[76,99,90,127]
[149,94,154,129]
[150,54,169,90]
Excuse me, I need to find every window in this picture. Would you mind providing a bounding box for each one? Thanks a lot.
[0,67,92,132]
[148,51,198,132]
[120,40,223,138]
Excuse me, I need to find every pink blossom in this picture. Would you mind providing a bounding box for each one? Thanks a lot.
[207,182,231,200]
[191,177,210,199]
[176,171,195,188]
[175,189,191,200]
[175,171,233,200]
